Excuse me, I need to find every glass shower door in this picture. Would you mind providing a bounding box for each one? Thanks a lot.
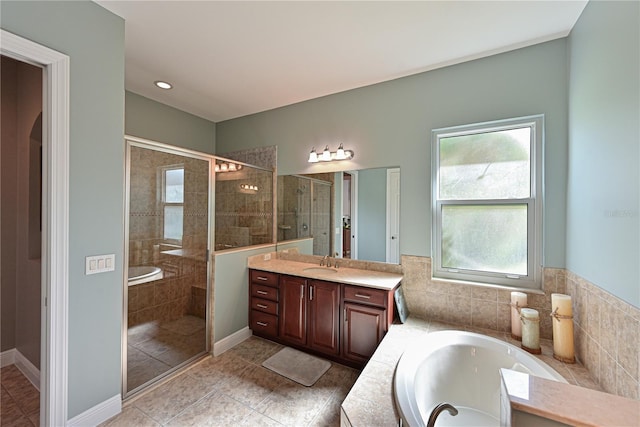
[125,142,210,395]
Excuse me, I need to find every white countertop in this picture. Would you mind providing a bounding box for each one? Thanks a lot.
[248,258,402,291]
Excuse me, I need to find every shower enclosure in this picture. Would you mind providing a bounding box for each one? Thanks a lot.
[124,141,210,394]
[124,138,273,396]
[277,175,332,256]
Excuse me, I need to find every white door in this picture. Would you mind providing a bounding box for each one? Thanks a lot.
[386,168,400,263]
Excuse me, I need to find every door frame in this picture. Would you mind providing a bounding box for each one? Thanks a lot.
[348,171,358,260]
[386,168,400,263]
[1,29,70,426]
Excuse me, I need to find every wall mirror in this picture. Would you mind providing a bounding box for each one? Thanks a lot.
[276,167,400,264]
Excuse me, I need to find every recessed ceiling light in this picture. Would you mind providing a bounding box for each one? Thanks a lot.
[154,80,172,90]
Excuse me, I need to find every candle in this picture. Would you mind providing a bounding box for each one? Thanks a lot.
[551,293,575,363]
[521,308,541,354]
[510,292,528,340]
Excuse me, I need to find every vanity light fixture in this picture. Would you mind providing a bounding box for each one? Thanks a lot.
[308,143,354,163]
[214,162,243,172]
[154,80,173,90]
[240,184,259,191]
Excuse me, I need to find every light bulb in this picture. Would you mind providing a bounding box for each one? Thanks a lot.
[336,143,346,160]
[321,145,331,161]
[308,148,318,163]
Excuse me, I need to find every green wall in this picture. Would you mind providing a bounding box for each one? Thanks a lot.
[1,0,125,418]
[216,39,569,269]
[567,1,639,307]
[214,246,274,342]
[125,91,216,154]
[357,168,387,262]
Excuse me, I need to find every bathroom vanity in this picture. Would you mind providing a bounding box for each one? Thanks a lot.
[248,257,402,367]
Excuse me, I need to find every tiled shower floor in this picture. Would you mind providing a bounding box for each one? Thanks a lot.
[0,364,40,426]
[105,336,360,426]
[127,315,206,391]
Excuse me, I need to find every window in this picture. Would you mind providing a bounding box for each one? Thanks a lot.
[162,166,184,242]
[432,115,543,289]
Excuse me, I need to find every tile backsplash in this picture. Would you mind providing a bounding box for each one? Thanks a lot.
[400,254,640,400]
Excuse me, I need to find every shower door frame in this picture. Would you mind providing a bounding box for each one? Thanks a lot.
[122,136,216,399]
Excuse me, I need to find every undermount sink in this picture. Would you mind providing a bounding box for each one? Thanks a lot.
[303,267,338,274]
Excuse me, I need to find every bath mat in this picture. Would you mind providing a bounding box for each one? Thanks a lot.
[262,347,331,387]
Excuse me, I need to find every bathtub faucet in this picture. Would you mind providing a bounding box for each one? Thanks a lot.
[426,402,458,427]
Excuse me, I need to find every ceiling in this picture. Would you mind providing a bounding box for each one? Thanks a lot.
[95,1,588,123]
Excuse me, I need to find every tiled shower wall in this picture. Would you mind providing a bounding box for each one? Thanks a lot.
[128,147,209,324]
[215,146,276,250]
[400,254,640,400]
[128,147,209,267]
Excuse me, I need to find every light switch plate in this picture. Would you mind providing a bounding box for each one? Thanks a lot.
[86,254,115,275]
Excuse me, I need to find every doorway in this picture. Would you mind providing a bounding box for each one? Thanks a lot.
[1,30,71,426]
[1,54,43,426]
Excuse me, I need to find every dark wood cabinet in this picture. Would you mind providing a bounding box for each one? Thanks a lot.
[342,303,386,364]
[279,275,307,346]
[248,268,397,367]
[308,280,340,356]
[342,284,394,364]
[279,276,340,356]
[249,270,279,339]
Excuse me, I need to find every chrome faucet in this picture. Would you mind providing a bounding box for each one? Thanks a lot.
[426,403,458,427]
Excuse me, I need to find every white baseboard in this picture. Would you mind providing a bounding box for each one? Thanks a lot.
[0,348,40,390]
[14,350,40,391]
[213,327,252,356]
[0,348,17,368]
[66,394,121,427]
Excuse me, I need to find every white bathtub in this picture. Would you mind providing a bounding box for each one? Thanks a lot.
[128,265,163,286]
[394,330,567,427]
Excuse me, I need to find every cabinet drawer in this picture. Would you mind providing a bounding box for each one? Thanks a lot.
[250,270,278,286]
[251,310,278,336]
[343,285,387,307]
[251,297,278,315]
[251,283,278,301]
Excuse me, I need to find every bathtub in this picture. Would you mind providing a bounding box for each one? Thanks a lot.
[128,265,163,286]
[394,330,566,427]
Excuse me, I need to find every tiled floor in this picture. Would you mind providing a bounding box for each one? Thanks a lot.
[106,336,360,426]
[1,365,40,426]
[127,315,206,391]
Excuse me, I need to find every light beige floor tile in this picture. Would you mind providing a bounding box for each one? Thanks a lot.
[100,406,161,427]
[226,336,283,364]
[216,364,289,408]
[309,396,342,427]
[165,392,252,426]
[238,410,283,426]
[134,373,214,424]
[186,353,250,386]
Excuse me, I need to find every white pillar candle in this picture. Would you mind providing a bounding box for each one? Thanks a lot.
[521,308,541,354]
[510,292,528,340]
[551,293,575,363]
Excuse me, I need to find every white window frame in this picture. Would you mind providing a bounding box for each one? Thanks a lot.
[431,115,544,289]
[159,164,184,243]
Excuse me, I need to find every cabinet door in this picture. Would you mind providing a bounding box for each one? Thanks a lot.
[343,302,386,364]
[279,275,307,346]
[308,280,340,356]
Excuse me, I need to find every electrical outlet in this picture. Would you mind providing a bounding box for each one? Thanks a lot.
[86,254,115,275]
[263,253,271,261]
